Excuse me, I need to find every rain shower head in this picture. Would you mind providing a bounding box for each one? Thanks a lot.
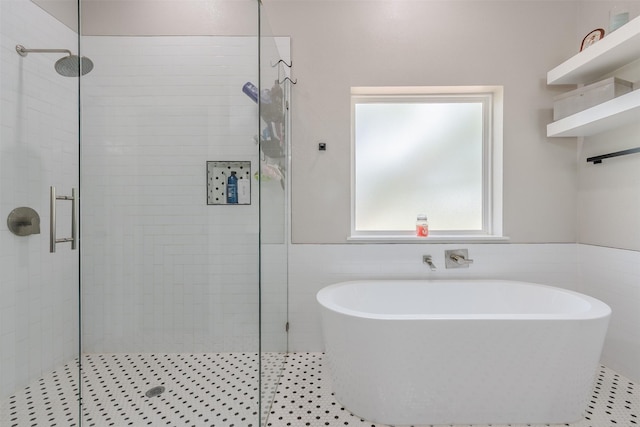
[54,55,94,77]
[16,44,94,77]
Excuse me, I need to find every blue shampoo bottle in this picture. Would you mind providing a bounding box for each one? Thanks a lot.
[227,171,238,204]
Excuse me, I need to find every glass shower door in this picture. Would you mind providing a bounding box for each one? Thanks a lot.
[258,12,291,419]
[78,1,263,425]
[0,0,81,425]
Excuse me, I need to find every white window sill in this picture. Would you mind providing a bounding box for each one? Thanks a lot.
[347,235,510,244]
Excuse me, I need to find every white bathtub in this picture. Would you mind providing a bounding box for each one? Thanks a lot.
[317,280,611,426]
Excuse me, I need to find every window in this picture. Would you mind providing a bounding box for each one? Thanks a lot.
[351,86,503,241]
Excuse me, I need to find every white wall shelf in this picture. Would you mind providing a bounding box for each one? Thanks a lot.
[548,15,640,85]
[547,89,640,137]
[547,15,640,137]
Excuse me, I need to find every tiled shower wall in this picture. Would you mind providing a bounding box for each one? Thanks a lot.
[80,36,262,353]
[0,0,79,400]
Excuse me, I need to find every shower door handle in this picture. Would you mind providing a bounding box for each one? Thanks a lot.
[50,186,77,253]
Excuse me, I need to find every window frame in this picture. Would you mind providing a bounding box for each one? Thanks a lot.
[349,86,505,242]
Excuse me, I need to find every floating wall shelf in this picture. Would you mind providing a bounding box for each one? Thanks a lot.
[547,16,640,137]
[547,89,640,137]
[548,15,640,85]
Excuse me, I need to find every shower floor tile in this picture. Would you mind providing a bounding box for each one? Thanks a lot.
[0,352,285,427]
[266,352,639,427]
[2,352,636,427]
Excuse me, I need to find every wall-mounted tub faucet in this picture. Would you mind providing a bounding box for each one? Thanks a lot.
[423,255,437,271]
[445,249,474,269]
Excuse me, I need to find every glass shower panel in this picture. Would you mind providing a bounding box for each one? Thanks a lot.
[79,0,262,425]
[258,9,290,419]
[0,0,81,425]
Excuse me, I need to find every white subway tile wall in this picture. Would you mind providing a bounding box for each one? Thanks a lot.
[287,243,580,352]
[288,242,640,383]
[0,0,79,400]
[579,244,640,383]
[80,36,262,354]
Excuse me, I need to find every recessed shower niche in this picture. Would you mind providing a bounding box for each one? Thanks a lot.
[207,161,252,205]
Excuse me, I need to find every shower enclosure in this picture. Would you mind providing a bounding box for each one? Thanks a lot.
[0,0,288,425]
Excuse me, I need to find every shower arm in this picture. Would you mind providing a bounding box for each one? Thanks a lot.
[16,45,72,57]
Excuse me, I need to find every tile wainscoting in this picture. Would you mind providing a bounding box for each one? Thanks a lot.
[287,243,639,383]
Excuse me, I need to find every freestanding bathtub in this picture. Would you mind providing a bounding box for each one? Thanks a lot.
[317,280,611,426]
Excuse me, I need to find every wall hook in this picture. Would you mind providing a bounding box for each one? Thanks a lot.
[271,59,292,68]
[278,76,297,85]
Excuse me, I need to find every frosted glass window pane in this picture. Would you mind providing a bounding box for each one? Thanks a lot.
[354,102,483,231]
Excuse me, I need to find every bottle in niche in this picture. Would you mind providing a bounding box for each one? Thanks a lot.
[226,171,238,204]
[416,214,429,237]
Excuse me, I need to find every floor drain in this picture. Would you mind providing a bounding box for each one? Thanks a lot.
[145,386,165,398]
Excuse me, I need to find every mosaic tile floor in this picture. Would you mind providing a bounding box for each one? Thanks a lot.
[266,353,639,427]
[0,352,285,427]
[1,352,637,427]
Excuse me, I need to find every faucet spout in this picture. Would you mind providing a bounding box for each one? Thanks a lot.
[423,255,437,271]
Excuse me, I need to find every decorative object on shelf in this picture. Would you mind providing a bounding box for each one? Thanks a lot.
[609,5,629,33]
[580,28,605,51]
[547,15,640,85]
[553,77,632,120]
[547,90,640,137]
